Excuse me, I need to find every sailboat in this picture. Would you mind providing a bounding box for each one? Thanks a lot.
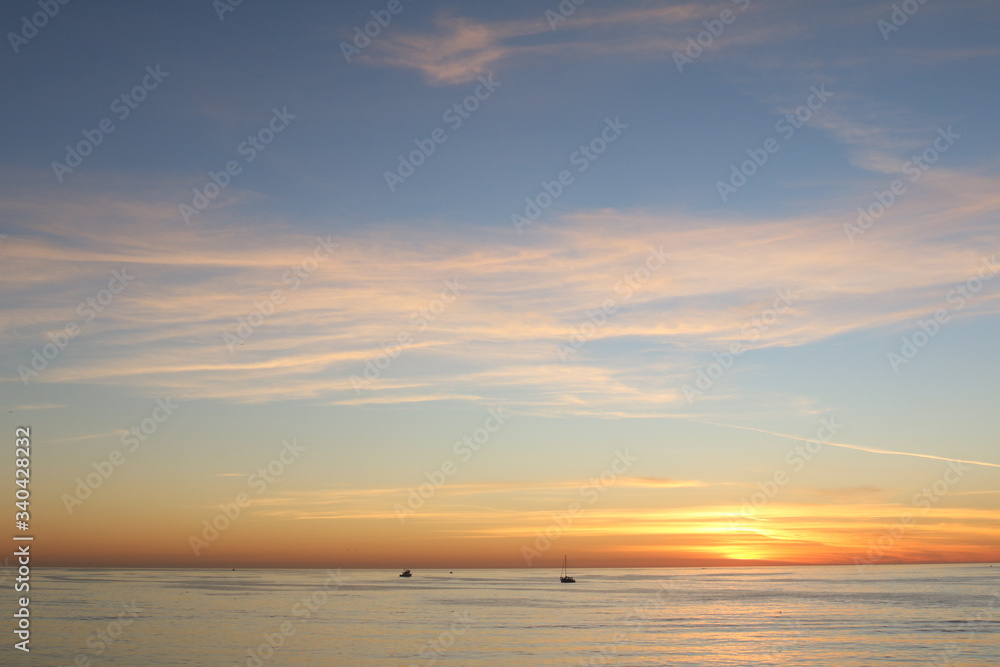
[560,556,576,583]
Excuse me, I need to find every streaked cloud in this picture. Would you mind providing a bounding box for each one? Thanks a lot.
[359,5,769,85]
[2,164,998,418]
[697,421,1000,470]
[46,429,129,444]
[9,403,65,411]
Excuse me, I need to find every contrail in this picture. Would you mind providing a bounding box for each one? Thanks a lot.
[695,420,1000,470]
[46,429,129,444]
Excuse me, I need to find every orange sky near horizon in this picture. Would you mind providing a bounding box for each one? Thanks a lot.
[31,473,1000,569]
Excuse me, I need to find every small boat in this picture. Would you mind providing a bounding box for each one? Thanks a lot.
[399,569,412,578]
[560,556,575,583]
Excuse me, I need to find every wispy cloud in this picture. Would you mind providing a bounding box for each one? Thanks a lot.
[2,164,998,416]
[359,5,767,84]
[46,429,128,444]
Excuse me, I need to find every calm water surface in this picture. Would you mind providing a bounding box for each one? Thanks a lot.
[4,564,999,665]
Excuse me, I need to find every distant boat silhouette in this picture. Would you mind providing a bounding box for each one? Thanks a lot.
[560,556,575,583]
[399,569,412,578]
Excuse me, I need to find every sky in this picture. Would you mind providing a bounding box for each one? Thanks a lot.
[1,0,998,570]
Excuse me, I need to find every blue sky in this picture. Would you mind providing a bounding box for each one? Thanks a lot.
[1,0,999,567]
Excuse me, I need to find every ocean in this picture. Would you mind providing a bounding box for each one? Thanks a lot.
[6,564,999,666]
